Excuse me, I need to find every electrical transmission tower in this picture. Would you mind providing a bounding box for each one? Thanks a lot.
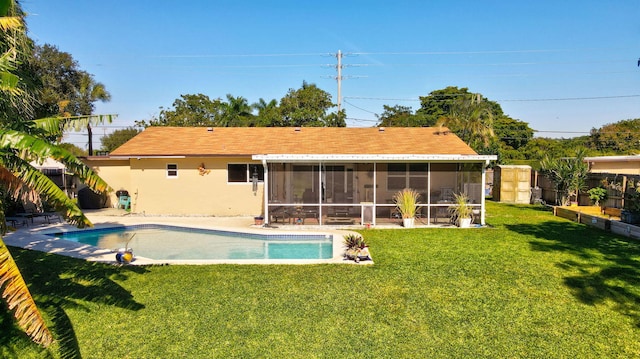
[336,50,343,111]
[326,50,365,112]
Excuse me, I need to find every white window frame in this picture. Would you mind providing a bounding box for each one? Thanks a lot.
[227,163,264,184]
[166,163,178,178]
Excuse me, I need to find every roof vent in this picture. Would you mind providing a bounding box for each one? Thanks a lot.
[378,127,385,132]
[207,127,213,132]
[294,127,301,132]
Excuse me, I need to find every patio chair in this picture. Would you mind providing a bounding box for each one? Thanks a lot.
[15,203,60,224]
[270,206,290,224]
[118,196,131,210]
[5,216,28,227]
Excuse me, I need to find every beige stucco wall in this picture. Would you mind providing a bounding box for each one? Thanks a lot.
[127,157,264,216]
[84,159,132,207]
[589,161,640,175]
[85,156,264,215]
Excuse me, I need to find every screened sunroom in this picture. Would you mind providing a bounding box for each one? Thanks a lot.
[254,154,494,226]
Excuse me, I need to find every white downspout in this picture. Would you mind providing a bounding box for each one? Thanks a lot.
[372,162,377,226]
[481,161,487,225]
[263,159,269,225]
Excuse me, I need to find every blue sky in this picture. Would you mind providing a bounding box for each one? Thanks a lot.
[23,1,640,147]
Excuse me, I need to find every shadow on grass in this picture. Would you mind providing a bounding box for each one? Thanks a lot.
[2,246,148,358]
[489,200,554,213]
[506,221,640,327]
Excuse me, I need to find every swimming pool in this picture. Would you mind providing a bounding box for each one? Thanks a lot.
[46,225,334,261]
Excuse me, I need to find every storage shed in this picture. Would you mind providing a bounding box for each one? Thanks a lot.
[493,165,531,204]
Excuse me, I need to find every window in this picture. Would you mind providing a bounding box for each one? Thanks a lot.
[386,163,428,191]
[167,163,178,178]
[228,164,264,183]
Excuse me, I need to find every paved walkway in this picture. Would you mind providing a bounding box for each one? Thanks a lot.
[3,209,370,265]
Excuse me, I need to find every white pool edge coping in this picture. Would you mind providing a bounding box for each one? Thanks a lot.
[3,218,373,266]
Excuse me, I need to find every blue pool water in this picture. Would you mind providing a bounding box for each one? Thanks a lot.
[46,225,334,260]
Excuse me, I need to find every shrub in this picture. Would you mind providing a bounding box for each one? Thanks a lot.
[587,187,607,207]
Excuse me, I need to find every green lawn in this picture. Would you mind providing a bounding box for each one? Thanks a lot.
[3,202,640,358]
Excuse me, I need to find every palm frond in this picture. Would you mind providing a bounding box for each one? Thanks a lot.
[0,129,112,193]
[32,114,116,138]
[0,15,21,30]
[0,70,21,94]
[1,155,94,228]
[0,239,54,347]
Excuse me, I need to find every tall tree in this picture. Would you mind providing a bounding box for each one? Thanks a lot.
[252,98,280,126]
[493,116,534,151]
[279,81,346,127]
[219,94,253,127]
[141,93,222,127]
[75,72,111,155]
[100,126,140,152]
[0,0,34,126]
[587,118,640,155]
[436,93,496,151]
[376,105,422,127]
[30,44,112,153]
[30,44,81,119]
[0,0,112,347]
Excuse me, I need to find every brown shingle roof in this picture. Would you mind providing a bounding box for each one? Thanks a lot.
[109,127,478,157]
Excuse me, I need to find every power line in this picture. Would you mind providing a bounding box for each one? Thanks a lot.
[500,94,640,102]
[350,48,622,55]
[150,52,327,58]
[343,99,378,115]
[344,94,640,102]
[123,47,632,58]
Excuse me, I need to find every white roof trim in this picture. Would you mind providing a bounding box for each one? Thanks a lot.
[584,155,640,163]
[252,154,497,162]
[109,156,187,160]
[30,158,66,169]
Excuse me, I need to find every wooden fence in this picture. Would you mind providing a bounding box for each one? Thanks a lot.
[532,171,640,208]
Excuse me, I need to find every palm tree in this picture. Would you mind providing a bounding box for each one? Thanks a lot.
[252,98,280,126]
[219,94,253,127]
[76,72,111,155]
[0,0,112,347]
[540,148,588,205]
[436,93,495,151]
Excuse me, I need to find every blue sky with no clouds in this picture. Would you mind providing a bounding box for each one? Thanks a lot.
[23,0,640,147]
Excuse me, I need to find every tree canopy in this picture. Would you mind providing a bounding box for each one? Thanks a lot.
[100,126,141,153]
[140,81,346,128]
[376,86,531,158]
[587,118,640,155]
[31,44,110,119]
[279,81,345,127]
[416,86,503,126]
[436,92,496,150]
[376,105,422,127]
[140,93,223,127]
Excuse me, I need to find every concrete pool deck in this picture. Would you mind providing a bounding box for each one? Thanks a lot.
[3,208,373,265]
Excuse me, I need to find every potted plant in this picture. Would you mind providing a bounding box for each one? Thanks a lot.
[587,187,607,208]
[448,193,474,228]
[254,216,264,226]
[393,188,421,228]
[622,187,640,225]
[343,233,370,263]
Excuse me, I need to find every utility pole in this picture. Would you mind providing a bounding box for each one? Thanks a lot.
[336,49,343,112]
[325,50,364,113]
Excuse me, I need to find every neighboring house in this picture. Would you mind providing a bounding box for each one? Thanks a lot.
[84,127,496,225]
[30,158,75,197]
[584,155,640,175]
[582,155,640,208]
